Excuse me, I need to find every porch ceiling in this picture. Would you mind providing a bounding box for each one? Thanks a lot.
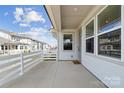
[61,5,96,29]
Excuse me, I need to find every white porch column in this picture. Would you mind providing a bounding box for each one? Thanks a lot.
[81,26,86,62]
[18,45,20,51]
[94,16,98,55]
[3,44,5,54]
[10,44,13,54]
[0,45,1,50]
[58,31,61,61]
[20,52,24,75]
[8,44,10,55]
[38,43,41,51]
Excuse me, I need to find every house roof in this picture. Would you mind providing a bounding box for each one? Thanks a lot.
[0,29,45,44]
[0,37,12,44]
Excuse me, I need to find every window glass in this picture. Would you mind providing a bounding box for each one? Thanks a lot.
[25,46,27,49]
[86,38,94,53]
[98,5,121,33]
[98,29,121,58]
[20,46,23,49]
[5,46,7,50]
[63,34,73,50]
[16,46,18,49]
[86,20,94,38]
[1,45,4,50]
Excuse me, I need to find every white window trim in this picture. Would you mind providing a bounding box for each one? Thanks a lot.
[85,36,95,40]
[97,26,121,36]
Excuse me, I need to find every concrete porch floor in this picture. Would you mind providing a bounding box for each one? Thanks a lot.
[3,61,106,88]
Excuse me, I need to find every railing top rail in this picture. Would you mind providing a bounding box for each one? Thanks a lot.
[0,51,43,65]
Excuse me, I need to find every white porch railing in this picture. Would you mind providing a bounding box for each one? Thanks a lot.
[0,51,43,86]
[43,51,57,61]
[0,50,31,55]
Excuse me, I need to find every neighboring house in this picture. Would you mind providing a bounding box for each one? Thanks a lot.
[45,5,124,87]
[0,29,44,55]
[43,43,51,51]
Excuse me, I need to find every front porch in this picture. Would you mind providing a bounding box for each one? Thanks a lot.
[3,61,106,88]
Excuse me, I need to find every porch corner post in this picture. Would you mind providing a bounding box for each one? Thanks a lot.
[57,31,59,62]
[20,52,24,75]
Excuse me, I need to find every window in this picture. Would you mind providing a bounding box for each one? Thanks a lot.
[86,20,94,38]
[86,20,94,53]
[63,34,73,50]
[98,29,121,58]
[25,46,27,49]
[97,5,121,59]
[98,5,121,33]
[16,46,18,50]
[1,45,4,50]
[86,38,94,53]
[20,46,23,49]
[5,46,7,50]
[12,45,14,49]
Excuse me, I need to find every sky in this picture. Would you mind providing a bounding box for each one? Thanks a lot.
[0,5,57,47]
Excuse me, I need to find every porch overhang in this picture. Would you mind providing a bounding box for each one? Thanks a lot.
[45,5,61,31]
[45,5,105,31]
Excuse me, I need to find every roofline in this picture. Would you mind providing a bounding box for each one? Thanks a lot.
[44,5,58,30]
[0,29,45,44]
[43,5,54,30]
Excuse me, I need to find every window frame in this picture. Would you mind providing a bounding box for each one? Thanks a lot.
[85,18,95,54]
[84,5,122,62]
[96,5,122,60]
[97,5,121,34]
[86,20,95,38]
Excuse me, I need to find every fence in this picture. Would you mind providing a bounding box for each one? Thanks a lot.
[0,51,43,86]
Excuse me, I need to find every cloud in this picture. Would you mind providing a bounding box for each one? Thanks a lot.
[44,25,49,29]
[4,12,8,16]
[30,27,48,33]
[24,8,33,12]
[24,10,46,23]
[20,27,57,47]
[13,8,24,22]
[12,7,54,46]
[19,23,30,27]
[13,7,46,27]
